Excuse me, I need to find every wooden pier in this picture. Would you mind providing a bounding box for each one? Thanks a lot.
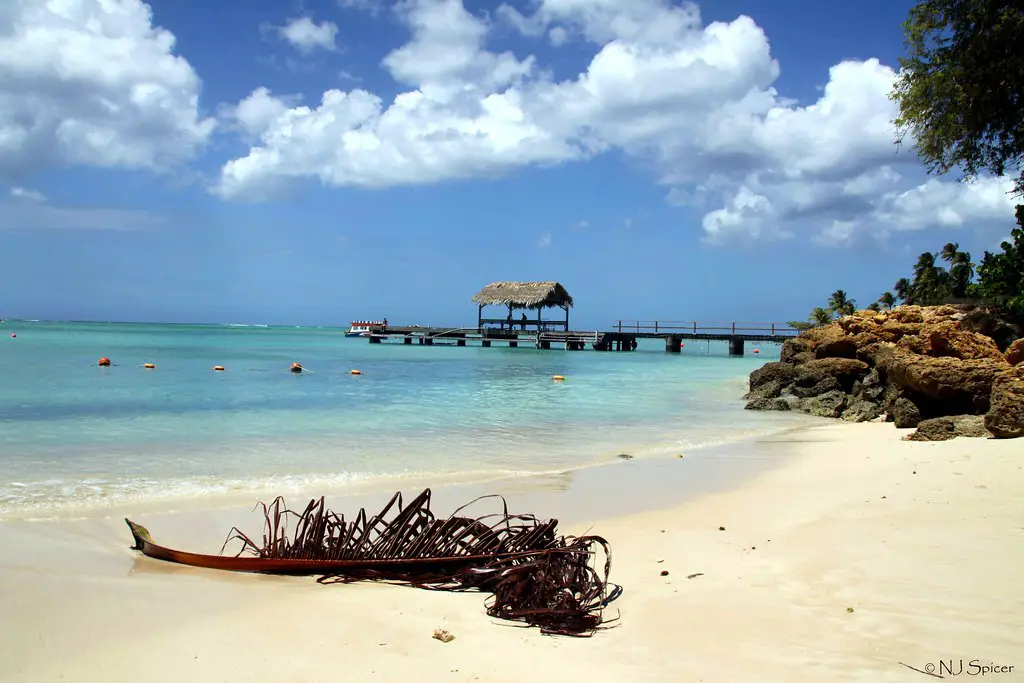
[360,281,799,356]
[366,320,798,356]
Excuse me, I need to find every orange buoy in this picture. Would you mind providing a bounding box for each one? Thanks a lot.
[754,348,760,354]
[213,365,225,371]
[98,357,111,366]
[552,375,566,381]
[143,363,155,369]
[350,369,362,375]
[290,362,303,373]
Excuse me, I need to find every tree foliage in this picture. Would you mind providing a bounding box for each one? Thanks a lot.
[974,204,1024,315]
[891,0,1024,195]
[799,205,1023,324]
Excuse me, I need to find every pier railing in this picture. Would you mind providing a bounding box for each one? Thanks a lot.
[613,320,801,336]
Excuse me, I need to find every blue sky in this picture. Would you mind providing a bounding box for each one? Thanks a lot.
[0,0,1018,328]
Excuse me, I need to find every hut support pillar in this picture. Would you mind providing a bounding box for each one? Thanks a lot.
[456,334,466,347]
[666,335,681,353]
[728,338,744,356]
[403,336,412,345]
[477,305,483,332]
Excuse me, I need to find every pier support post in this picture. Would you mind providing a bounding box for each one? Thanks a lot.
[540,340,550,350]
[482,340,491,347]
[424,337,433,346]
[455,334,466,347]
[509,341,518,348]
[369,335,382,344]
[666,334,681,353]
[404,336,412,345]
[728,338,745,356]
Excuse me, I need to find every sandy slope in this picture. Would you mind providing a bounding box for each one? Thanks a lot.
[1,422,1021,683]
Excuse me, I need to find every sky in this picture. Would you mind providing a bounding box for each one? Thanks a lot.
[0,0,1019,328]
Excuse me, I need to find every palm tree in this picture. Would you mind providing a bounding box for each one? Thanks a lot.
[878,291,896,309]
[828,289,856,316]
[940,242,960,264]
[894,278,912,303]
[809,307,833,327]
[949,250,975,298]
[912,251,950,304]
[866,302,882,312]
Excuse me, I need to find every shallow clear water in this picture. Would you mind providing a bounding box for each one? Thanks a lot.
[0,321,817,518]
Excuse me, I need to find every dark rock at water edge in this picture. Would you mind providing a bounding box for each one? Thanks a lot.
[905,415,991,441]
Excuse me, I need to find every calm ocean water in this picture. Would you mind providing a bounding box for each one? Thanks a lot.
[0,321,817,518]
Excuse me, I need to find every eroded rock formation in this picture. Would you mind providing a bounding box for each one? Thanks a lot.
[745,305,1024,441]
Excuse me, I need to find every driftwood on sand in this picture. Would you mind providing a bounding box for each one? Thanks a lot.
[126,488,619,636]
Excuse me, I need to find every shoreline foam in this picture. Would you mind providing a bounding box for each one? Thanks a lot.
[0,412,824,521]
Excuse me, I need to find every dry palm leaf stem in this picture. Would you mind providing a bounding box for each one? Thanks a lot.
[126,488,619,636]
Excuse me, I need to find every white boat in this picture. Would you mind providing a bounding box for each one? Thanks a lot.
[346,320,386,337]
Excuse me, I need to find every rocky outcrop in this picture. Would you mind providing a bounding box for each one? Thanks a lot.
[1006,339,1024,366]
[985,367,1024,438]
[745,305,1023,440]
[905,415,992,441]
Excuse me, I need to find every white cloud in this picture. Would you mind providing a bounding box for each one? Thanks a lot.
[277,16,339,54]
[338,0,387,13]
[10,187,46,203]
[0,0,214,179]
[222,87,301,139]
[210,0,1015,244]
[538,232,552,248]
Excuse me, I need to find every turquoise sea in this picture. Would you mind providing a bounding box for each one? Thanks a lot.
[0,321,817,519]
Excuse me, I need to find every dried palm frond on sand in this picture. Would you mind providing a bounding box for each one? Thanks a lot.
[126,488,619,636]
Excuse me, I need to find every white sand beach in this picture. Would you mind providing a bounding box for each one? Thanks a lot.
[1,422,1021,683]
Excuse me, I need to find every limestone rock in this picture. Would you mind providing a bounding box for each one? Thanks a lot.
[812,326,858,359]
[881,349,1006,414]
[780,337,812,363]
[744,305,1022,437]
[984,367,1024,438]
[745,397,792,411]
[749,362,796,391]
[744,379,783,401]
[891,397,922,428]
[802,390,847,418]
[841,400,883,423]
[796,358,870,391]
[959,307,1024,352]
[791,376,841,399]
[898,321,1005,361]
[1006,339,1024,366]
[778,394,803,410]
[905,415,991,441]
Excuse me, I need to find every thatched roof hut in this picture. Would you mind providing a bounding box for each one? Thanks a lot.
[471,281,574,331]
[470,281,574,310]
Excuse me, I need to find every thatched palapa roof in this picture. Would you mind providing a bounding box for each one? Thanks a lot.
[471,281,574,310]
